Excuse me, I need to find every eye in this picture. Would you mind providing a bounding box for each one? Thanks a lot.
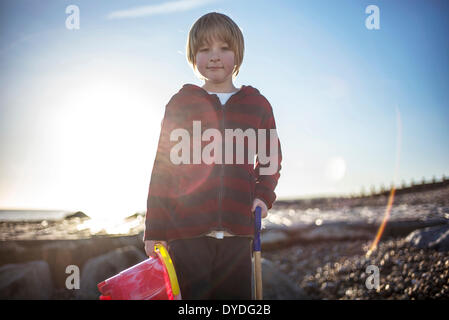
[221,46,229,50]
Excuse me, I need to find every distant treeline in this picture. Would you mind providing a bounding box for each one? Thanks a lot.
[355,174,449,199]
[275,174,449,208]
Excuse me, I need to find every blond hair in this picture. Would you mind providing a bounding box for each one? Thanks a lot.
[186,12,244,79]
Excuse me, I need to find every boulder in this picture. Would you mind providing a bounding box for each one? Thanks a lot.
[382,218,448,238]
[76,246,146,300]
[41,241,79,288]
[0,260,53,299]
[430,227,449,251]
[260,258,310,299]
[292,222,373,242]
[65,211,90,219]
[0,242,27,265]
[405,224,449,251]
[261,218,449,248]
[1,235,146,290]
[261,229,290,250]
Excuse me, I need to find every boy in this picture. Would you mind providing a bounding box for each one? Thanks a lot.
[143,12,282,300]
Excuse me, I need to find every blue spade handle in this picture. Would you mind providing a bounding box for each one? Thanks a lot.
[253,206,262,252]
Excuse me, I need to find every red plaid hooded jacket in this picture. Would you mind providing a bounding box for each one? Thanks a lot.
[144,83,282,241]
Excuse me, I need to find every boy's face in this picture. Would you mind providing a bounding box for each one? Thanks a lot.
[195,37,236,85]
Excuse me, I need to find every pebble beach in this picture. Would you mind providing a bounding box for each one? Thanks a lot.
[264,183,449,300]
[1,181,448,299]
[264,237,449,299]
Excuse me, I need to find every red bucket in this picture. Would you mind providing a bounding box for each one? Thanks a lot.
[97,244,181,300]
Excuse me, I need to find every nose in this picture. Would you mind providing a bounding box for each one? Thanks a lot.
[209,48,221,61]
[210,53,220,61]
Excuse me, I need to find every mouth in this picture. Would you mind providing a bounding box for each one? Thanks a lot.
[207,67,223,70]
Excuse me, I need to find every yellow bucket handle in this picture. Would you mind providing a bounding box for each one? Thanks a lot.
[154,243,180,296]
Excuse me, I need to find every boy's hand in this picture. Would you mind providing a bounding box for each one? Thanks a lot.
[251,198,268,218]
[144,240,168,258]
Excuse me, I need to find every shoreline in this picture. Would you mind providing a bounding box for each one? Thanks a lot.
[1,184,448,242]
[1,184,448,299]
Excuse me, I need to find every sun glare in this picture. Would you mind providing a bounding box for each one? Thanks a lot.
[325,156,346,182]
[48,71,155,221]
[76,214,144,235]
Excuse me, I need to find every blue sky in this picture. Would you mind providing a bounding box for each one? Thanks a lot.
[0,0,448,218]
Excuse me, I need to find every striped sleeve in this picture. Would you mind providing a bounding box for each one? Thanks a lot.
[143,101,178,241]
[254,103,282,210]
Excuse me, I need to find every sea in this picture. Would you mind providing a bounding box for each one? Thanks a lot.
[0,209,72,222]
[1,202,448,228]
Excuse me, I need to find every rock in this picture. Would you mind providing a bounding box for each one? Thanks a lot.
[430,228,449,251]
[405,224,449,251]
[76,246,146,300]
[259,218,449,248]
[283,222,375,244]
[0,260,53,299]
[261,258,310,299]
[41,241,79,288]
[296,222,373,242]
[261,230,290,250]
[0,242,27,265]
[65,211,90,219]
[382,219,448,238]
[1,234,146,289]
[125,213,144,220]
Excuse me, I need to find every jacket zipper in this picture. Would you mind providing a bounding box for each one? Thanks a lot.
[214,97,224,231]
[218,104,225,230]
[211,90,242,232]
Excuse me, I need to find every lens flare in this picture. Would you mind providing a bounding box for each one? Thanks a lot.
[366,105,402,257]
[366,187,396,257]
